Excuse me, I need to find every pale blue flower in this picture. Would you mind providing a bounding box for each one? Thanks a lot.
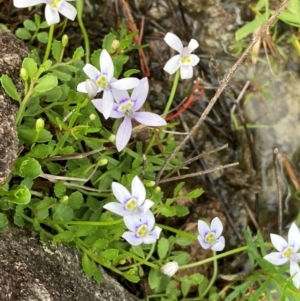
[197,217,225,251]
[103,176,154,217]
[98,77,166,151]
[13,0,77,26]
[163,32,200,79]
[77,49,140,119]
[161,261,179,277]
[264,223,300,289]
[122,210,161,246]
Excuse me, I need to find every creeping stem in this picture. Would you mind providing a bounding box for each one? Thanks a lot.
[43,24,55,63]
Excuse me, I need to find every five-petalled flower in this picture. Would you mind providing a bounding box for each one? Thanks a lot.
[163,32,200,79]
[161,261,179,277]
[122,211,162,246]
[98,77,166,151]
[77,49,140,119]
[264,223,300,289]
[13,0,77,26]
[197,217,225,251]
[103,176,154,217]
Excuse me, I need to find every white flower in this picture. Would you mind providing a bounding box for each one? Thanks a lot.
[122,211,162,246]
[197,217,225,251]
[13,0,77,26]
[96,77,166,151]
[77,49,140,119]
[264,223,300,289]
[103,176,154,217]
[163,32,200,79]
[161,262,179,277]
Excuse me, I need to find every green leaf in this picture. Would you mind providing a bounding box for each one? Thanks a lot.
[28,144,52,159]
[0,75,21,102]
[181,277,192,297]
[22,57,38,79]
[36,197,56,219]
[23,19,37,31]
[174,182,185,197]
[174,206,189,217]
[54,181,66,198]
[124,69,140,77]
[43,86,62,102]
[51,70,72,81]
[18,127,53,143]
[175,237,194,246]
[68,191,84,209]
[5,185,31,204]
[158,237,169,259]
[148,268,162,290]
[93,238,108,249]
[52,203,74,221]
[113,54,129,78]
[37,31,49,43]
[54,231,75,243]
[102,32,117,51]
[131,245,145,258]
[82,253,94,277]
[16,28,32,40]
[91,49,101,69]
[52,39,63,62]
[33,74,58,94]
[235,15,265,41]
[187,188,204,198]
[15,157,42,179]
[159,205,176,217]
[72,46,84,61]
[100,249,119,260]
[75,225,96,237]
[124,272,140,283]
[0,213,8,231]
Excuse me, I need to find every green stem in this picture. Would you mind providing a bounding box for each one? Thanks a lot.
[119,249,159,269]
[162,70,180,117]
[43,24,55,63]
[43,218,124,227]
[201,251,217,298]
[76,0,90,63]
[156,223,196,240]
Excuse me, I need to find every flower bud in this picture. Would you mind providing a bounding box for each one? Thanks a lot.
[59,196,69,203]
[97,158,108,166]
[62,34,69,47]
[85,79,98,99]
[144,180,155,187]
[35,118,44,132]
[110,39,120,53]
[20,68,28,81]
[154,186,161,194]
[89,113,96,121]
[160,262,179,277]
[108,134,115,143]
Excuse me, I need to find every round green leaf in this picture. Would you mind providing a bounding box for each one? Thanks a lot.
[33,74,58,94]
[0,213,8,231]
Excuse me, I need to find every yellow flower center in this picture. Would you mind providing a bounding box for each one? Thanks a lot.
[205,232,216,244]
[119,100,134,117]
[136,225,149,237]
[125,198,137,212]
[180,47,192,65]
[282,246,294,258]
[48,0,63,9]
[96,75,109,89]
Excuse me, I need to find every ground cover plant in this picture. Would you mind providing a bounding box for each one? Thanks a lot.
[1,0,300,300]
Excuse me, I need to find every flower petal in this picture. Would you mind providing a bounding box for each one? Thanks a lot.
[83,64,101,81]
[290,261,300,289]
[116,118,132,151]
[211,236,225,251]
[197,220,211,238]
[111,88,130,104]
[103,202,129,217]
[110,77,140,90]
[101,90,114,119]
[164,33,183,53]
[131,176,146,206]
[264,252,289,266]
[109,107,124,119]
[197,235,211,249]
[123,215,140,231]
[45,5,60,25]
[131,77,148,111]
[122,231,143,246]
[111,182,131,204]
[77,81,88,93]
[143,233,158,244]
[134,112,167,127]
[270,233,288,252]
[58,1,77,21]
[141,199,154,213]
[180,65,193,79]
[143,210,156,230]
[100,49,114,82]
[188,39,199,53]
[190,54,200,66]
[210,217,223,238]
[13,0,45,7]
[163,55,180,75]
[288,223,300,252]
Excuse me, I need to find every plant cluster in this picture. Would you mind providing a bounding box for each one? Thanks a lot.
[0,0,300,300]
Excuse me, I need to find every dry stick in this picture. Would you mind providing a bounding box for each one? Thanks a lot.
[159,162,239,184]
[163,143,229,180]
[155,0,291,185]
[273,148,282,236]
